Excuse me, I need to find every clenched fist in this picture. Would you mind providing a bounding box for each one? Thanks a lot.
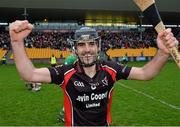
[157,28,178,54]
[9,20,33,43]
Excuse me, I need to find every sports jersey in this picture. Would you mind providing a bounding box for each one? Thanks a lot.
[64,54,77,65]
[48,60,131,126]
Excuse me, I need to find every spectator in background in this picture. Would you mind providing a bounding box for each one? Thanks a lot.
[1,56,7,65]
[121,54,128,65]
[50,54,57,67]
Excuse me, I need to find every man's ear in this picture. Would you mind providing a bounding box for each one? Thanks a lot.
[72,47,78,57]
[72,51,77,57]
[98,38,101,51]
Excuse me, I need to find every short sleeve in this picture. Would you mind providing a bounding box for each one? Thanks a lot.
[116,63,132,80]
[48,65,64,85]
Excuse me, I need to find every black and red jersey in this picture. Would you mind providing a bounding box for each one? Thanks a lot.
[48,60,131,126]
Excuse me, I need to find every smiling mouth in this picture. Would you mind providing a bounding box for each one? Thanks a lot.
[81,54,96,58]
[80,55,96,62]
[81,56,93,61]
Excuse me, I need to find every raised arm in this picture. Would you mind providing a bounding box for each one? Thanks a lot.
[9,20,51,83]
[128,28,178,80]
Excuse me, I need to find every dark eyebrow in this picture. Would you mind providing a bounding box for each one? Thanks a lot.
[89,41,96,44]
[77,42,85,46]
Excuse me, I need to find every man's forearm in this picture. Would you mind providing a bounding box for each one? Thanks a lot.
[11,41,35,81]
[142,50,170,79]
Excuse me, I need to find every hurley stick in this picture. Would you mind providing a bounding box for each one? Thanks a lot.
[133,0,180,68]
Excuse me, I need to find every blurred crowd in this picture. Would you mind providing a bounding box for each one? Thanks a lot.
[0,31,11,50]
[0,28,180,51]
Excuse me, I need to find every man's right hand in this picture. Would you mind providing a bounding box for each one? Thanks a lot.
[9,20,33,43]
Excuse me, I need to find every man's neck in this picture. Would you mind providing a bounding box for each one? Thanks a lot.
[83,65,96,78]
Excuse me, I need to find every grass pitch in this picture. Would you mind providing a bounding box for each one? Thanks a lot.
[0,62,179,126]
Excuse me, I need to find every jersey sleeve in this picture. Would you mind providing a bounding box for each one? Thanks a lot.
[48,65,64,85]
[115,63,132,80]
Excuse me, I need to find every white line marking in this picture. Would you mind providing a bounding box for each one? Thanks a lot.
[119,82,180,110]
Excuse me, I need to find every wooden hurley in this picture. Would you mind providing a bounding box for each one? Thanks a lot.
[133,0,180,68]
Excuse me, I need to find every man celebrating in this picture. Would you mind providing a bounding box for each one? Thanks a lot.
[9,20,178,126]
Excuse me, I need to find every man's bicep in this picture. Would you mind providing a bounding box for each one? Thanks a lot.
[127,67,145,80]
[32,68,52,83]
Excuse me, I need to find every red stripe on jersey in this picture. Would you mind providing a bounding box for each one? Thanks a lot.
[107,88,114,125]
[62,69,76,126]
[102,66,116,81]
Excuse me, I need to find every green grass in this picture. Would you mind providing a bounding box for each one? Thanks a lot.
[0,62,180,126]
[0,64,64,126]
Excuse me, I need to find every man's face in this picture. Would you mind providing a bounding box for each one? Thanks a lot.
[76,40,99,66]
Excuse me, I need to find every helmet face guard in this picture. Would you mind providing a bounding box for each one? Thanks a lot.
[68,27,101,67]
[74,27,101,51]
[74,30,99,41]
